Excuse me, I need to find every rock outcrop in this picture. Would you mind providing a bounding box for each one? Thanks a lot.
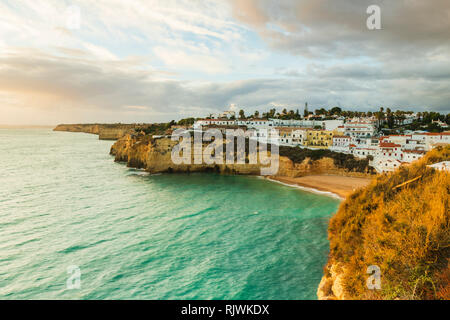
[317,263,348,300]
[110,134,263,174]
[110,133,374,178]
[276,155,370,178]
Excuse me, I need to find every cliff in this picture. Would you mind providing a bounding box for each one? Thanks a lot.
[318,146,450,300]
[110,133,375,178]
[53,123,139,140]
[275,156,371,178]
[110,133,262,174]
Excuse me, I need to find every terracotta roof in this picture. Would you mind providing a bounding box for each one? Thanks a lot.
[199,118,233,121]
[414,132,450,136]
[425,132,450,136]
[388,134,412,137]
[403,149,426,154]
[379,142,401,148]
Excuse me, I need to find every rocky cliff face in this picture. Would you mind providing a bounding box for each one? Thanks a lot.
[54,124,137,140]
[317,263,348,300]
[110,134,262,174]
[54,124,101,135]
[110,133,372,178]
[276,156,370,178]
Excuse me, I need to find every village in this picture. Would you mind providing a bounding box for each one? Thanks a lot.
[177,106,450,173]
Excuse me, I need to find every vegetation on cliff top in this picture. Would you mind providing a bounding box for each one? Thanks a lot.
[327,146,449,299]
[278,146,375,174]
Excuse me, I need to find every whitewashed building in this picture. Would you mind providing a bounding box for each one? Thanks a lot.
[236,119,271,129]
[322,120,344,131]
[219,111,236,119]
[277,127,306,146]
[344,121,376,138]
[330,135,351,153]
[371,158,403,173]
[427,161,450,172]
[411,132,450,150]
[402,149,426,163]
[193,118,236,130]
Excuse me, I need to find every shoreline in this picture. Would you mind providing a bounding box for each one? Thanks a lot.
[265,175,372,200]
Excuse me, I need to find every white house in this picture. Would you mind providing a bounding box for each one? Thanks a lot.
[402,149,426,163]
[277,127,306,146]
[432,120,448,128]
[371,158,403,173]
[236,119,271,129]
[353,147,378,159]
[427,161,450,172]
[330,135,351,153]
[412,132,450,150]
[193,118,236,130]
[381,135,412,145]
[219,111,236,119]
[344,121,376,138]
[322,120,344,131]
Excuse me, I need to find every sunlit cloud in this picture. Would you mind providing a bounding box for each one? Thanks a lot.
[0,0,448,125]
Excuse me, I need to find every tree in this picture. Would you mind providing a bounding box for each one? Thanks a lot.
[239,109,245,119]
[330,106,342,115]
[288,110,295,119]
[269,108,276,119]
[254,110,259,118]
[177,117,195,126]
[386,108,394,128]
[304,102,309,118]
[315,108,327,115]
[376,107,385,128]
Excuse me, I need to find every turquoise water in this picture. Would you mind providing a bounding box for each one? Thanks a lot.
[0,129,340,299]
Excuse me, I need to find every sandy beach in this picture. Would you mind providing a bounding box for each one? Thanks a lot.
[268,175,373,199]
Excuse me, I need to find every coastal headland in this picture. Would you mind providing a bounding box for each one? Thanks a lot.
[53,123,141,140]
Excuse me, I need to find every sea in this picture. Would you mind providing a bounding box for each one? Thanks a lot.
[0,128,340,299]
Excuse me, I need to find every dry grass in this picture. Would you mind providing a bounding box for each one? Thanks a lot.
[328,146,450,299]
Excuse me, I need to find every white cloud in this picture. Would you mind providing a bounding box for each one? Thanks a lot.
[153,47,229,74]
[0,0,449,125]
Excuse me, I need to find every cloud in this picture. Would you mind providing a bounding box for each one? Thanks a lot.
[228,0,450,59]
[0,0,449,125]
[153,47,229,74]
[1,50,448,126]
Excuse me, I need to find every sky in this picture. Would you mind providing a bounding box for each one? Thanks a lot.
[0,0,449,125]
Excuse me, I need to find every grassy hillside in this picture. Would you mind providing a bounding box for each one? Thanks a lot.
[327,146,449,299]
